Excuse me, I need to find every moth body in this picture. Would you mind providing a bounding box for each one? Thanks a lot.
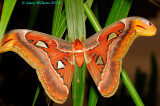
[73,39,84,67]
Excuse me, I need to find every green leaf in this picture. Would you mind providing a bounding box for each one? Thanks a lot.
[55,10,67,38]
[84,2,102,32]
[0,0,17,40]
[32,85,40,106]
[105,0,133,26]
[64,0,86,106]
[64,0,85,40]
[52,0,64,37]
[72,64,86,106]
[121,68,144,106]
[27,0,41,29]
[88,84,98,106]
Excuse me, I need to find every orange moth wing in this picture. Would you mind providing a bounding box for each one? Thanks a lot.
[83,17,156,97]
[0,17,156,103]
[0,30,74,103]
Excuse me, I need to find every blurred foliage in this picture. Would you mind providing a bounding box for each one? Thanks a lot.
[147,54,158,106]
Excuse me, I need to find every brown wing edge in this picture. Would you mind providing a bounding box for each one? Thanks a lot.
[0,29,74,104]
[36,69,69,104]
[98,60,122,97]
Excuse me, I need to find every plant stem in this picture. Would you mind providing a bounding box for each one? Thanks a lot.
[121,68,144,106]
[84,1,144,106]
[65,0,86,105]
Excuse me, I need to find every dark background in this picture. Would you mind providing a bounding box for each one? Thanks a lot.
[0,0,160,106]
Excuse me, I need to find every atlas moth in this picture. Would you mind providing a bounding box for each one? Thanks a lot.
[0,17,156,103]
